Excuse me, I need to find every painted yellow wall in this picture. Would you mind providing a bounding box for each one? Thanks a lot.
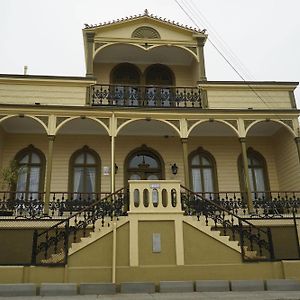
[183,223,241,264]
[68,223,129,267]
[206,88,293,109]
[138,221,176,266]
[0,81,90,106]
[273,128,300,190]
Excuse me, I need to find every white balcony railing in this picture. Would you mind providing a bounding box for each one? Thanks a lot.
[128,180,182,213]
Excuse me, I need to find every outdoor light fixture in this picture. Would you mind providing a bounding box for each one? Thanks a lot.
[171,163,178,175]
[114,163,119,174]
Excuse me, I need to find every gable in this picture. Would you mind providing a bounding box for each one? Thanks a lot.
[92,17,198,43]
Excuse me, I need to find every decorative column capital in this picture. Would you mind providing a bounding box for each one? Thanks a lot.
[86,32,95,43]
[48,135,55,141]
[196,36,207,47]
[181,138,188,144]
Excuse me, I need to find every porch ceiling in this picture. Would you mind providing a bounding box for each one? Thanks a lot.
[94,44,195,66]
[189,121,237,137]
[0,117,46,134]
[57,118,108,135]
[117,119,179,136]
[247,121,283,136]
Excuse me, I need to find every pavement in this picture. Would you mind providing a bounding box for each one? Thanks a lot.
[1,292,300,300]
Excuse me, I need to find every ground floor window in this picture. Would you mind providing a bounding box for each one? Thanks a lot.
[69,146,101,196]
[238,148,270,198]
[189,147,218,195]
[14,145,45,198]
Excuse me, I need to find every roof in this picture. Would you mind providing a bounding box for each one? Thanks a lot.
[83,9,206,34]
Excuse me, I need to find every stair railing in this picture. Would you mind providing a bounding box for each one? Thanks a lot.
[31,188,127,265]
[180,186,275,261]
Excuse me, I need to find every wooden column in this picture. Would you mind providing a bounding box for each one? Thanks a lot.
[44,135,55,215]
[181,138,190,189]
[197,37,207,81]
[110,135,115,193]
[239,138,254,213]
[85,32,95,77]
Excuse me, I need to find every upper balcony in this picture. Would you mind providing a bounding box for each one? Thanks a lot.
[90,84,202,108]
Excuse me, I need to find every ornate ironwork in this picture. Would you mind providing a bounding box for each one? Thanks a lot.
[180,186,275,261]
[91,84,202,108]
[31,188,128,265]
[0,191,111,219]
[195,191,300,218]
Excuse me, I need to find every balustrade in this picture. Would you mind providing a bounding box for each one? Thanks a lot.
[91,84,202,108]
[128,180,182,213]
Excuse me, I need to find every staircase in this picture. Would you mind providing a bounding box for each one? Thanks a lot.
[32,188,127,265]
[32,184,274,265]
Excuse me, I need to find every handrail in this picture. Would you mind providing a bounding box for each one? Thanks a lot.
[180,185,274,261]
[180,186,268,234]
[36,188,124,237]
[31,187,127,265]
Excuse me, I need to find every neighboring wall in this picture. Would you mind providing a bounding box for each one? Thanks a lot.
[0,77,94,106]
[273,128,300,190]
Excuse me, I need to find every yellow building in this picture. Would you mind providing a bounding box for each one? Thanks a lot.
[0,11,300,284]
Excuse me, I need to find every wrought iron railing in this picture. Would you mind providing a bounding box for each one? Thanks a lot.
[197,191,300,218]
[91,84,202,108]
[180,186,275,261]
[0,191,111,219]
[31,188,127,265]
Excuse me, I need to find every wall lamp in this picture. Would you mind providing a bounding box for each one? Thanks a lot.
[171,163,178,175]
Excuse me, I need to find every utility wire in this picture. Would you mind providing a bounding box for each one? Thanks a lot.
[174,0,285,115]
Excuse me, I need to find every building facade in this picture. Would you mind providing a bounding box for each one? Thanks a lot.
[0,11,300,283]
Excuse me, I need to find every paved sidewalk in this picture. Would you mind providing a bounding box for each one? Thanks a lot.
[1,292,300,300]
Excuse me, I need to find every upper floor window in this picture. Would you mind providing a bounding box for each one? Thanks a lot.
[15,145,46,197]
[69,146,101,196]
[145,64,175,106]
[111,63,141,85]
[189,147,218,195]
[238,148,270,198]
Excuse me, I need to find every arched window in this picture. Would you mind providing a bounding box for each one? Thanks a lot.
[238,148,270,198]
[14,145,46,197]
[189,147,218,195]
[145,64,175,106]
[69,146,101,196]
[125,147,164,183]
[110,63,141,106]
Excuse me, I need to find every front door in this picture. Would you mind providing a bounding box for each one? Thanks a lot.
[127,153,162,181]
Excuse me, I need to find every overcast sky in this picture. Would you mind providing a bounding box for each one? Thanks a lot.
[0,0,299,106]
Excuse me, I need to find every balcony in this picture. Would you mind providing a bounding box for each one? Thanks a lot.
[90,84,202,108]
